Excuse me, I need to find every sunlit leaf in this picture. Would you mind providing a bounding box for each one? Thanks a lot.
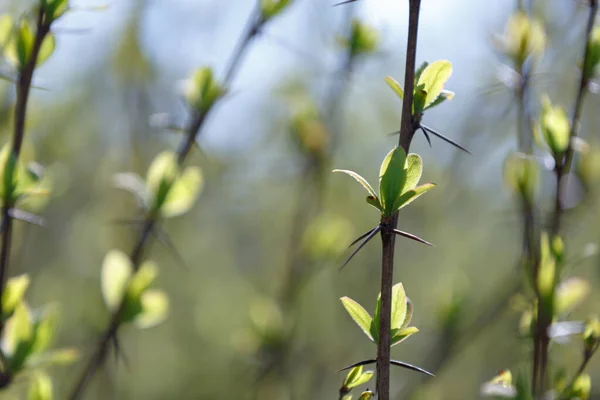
[343,365,363,388]
[183,67,225,113]
[415,60,452,111]
[340,297,374,341]
[127,260,158,300]
[31,306,58,354]
[101,250,133,312]
[555,277,589,316]
[385,76,403,99]
[161,166,203,217]
[146,151,178,208]
[402,154,422,194]
[134,290,169,329]
[2,274,30,317]
[28,371,53,400]
[333,169,377,199]
[393,183,435,212]
[379,147,407,217]
[540,95,570,154]
[36,33,56,66]
[390,326,418,346]
[390,283,407,331]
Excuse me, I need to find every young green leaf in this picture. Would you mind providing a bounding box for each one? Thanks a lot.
[28,371,53,400]
[402,154,423,194]
[391,327,419,346]
[101,250,133,312]
[333,169,377,199]
[392,183,435,213]
[425,89,455,110]
[390,283,408,331]
[415,60,452,111]
[340,297,374,341]
[370,293,381,343]
[343,365,363,388]
[384,76,403,99]
[36,34,56,67]
[349,370,373,389]
[2,274,30,317]
[379,147,407,216]
[161,166,203,217]
[260,0,292,20]
[133,290,169,329]
[183,67,226,113]
[414,61,429,83]
[555,277,590,316]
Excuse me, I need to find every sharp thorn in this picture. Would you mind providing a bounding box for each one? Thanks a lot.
[420,127,432,147]
[333,0,358,5]
[337,359,377,372]
[421,125,472,155]
[390,360,435,377]
[339,226,381,271]
[392,229,434,246]
[348,226,378,248]
[153,227,189,270]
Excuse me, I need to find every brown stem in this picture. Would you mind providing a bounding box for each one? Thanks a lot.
[0,7,50,335]
[376,1,421,399]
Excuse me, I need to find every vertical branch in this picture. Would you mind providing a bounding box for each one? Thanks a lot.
[376,1,421,399]
[0,7,51,333]
[535,1,598,395]
[68,5,266,399]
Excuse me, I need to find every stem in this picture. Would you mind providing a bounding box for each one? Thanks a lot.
[0,7,50,334]
[557,341,599,400]
[69,5,265,399]
[376,1,421,398]
[533,2,597,394]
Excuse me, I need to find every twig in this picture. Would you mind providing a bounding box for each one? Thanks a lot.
[556,341,599,400]
[376,1,421,399]
[68,5,266,399]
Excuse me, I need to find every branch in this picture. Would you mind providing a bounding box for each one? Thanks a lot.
[376,1,421,399]
[68,5,266,399]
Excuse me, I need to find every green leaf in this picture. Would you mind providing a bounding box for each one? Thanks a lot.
[28,371,53,400]
[379,147,407,217]
[359,390,374,400]
[555,277,589,316]
[390,326,418,346]
[393,183,435,212]
[425,89,455,110]
[127,260,158,300]
[415,60,452,111]
[414,61,429,83]
[260,0,292,20]
[390,283,407,331]
[349,370,374,389]
[101,250,133,312]
[333,169,377,199]
[161,166,203,217]
[340,297,374,342]
[403,298,414,329]
[2,274,30,317]
[370,293,381,343]
[384,76,403,99]
[146,151,178,209]
[36,33,56,67]
[366,195,382,212]
[42,0,70,22]
[134,289,169,329]
[540,95,570,154]
[583,26,600,80]
[31,306,58,354]
[348,20,378,55]
[343,365,363,388]
[402,154,423,194]
[3,302,34,371]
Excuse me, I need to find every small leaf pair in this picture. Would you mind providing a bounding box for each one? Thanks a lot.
[114,151,203,218]
[334,147,434,218]
[340,283,418,346]
[385,61,470,153]
[101,250,169,329]
[503,152,539,202]
[0,144,50,208]
[1,300,78,374]
[41,0,70,23]
[340,365,373,396]
[493,11,546,66]
[0,16,55,72]
[583,26,600,81]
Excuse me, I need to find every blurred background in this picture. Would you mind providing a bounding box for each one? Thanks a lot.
[1,0,599,398]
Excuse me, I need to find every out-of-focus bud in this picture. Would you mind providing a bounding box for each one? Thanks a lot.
[540,95,570,155]
[290,105,330,161]
[493,11,546,67]
[503,152,539,203]
[337,20,378,57]
[583,315,600,353]
[583,26,600,81]
[182,67,226,113]
[568,374,591,400]
[302,214,353,261]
